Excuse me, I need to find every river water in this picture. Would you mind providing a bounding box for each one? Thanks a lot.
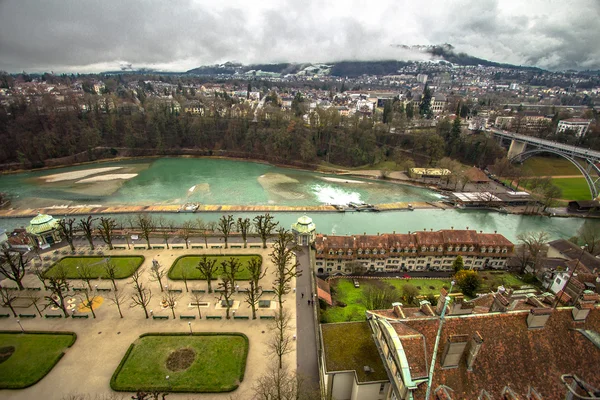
[0,157,597,242]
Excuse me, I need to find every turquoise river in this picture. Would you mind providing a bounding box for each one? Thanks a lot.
[0,157,598,242]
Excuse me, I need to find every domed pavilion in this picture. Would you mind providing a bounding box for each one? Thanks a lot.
[26,212,61,247]
[291,215,316,246]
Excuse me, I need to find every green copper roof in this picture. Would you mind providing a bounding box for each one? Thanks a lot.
[26,213,59,235]
[291,215,315,234]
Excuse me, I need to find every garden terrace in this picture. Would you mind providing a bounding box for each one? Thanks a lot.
[168,255,262,281]
[111,333,248,393]
[43,256,145,279]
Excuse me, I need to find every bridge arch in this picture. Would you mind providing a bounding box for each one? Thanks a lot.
[510,148,600,199]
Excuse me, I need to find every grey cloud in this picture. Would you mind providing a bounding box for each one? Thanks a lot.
[0,0,598,72]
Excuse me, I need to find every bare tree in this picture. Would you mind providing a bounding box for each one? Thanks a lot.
[136,214,155,250]
[253,213,279,248]
[178,221,195,249]
[577,220,600,255]
[57,217,77,252]
[26,233,43,261]
[78,216,97,250]
[516,231,549,274]
[0,248,28,290]
[245,257,266,319]
[98,217,117,250]
[150,260,166,292]
[218,214,235,249]
[103,259,119,291]
[270,228,301,313]
[196,218,216,248]
[45,266,72,317]
[0,285,18,317]
[267,308,293,369]
[222,257,242,290]
[217,275,235,319]
[108,289,127,318]
[190,292,203,319]
[25,290,44,317]
[76,263,94,290]
[31,263,48,290]
[197,256,218,293]
[130,269,152,318]
[237,217,251,248]
[253,363,320,400]
[163,291,181,319]
[180,267,189,293]
[157,217,174,250]
[78,287,99,319]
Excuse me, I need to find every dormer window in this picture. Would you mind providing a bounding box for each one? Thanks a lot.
[390,247,395,253]
[468,246,474,252]
[496,247,501,253]
[502,247,507,253]
[448,246,453,252]
[421,246,427,252]
[481,247,486,253]
[337,249,343,255]
[462,246,467,251]
[380,249,385,254]
[404,247,409,252]
[348,250,353,256]
[438,246,443,252]
[365,249,370,254]
[328,250,334,255]
[358,249,363,255]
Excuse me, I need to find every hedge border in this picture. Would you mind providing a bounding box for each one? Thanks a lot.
[110,332,249,393]
[43,255,146,279]
[167,254,262,281]
[0,331,77,389]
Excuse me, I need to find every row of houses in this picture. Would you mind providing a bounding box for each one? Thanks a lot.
[314,230,514,274]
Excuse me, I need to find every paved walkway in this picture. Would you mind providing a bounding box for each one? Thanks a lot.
[295,247,319,388]
[0,245,297,400]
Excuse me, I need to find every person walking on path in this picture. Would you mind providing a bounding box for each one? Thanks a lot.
[307,299,311,306]
[301,292,304,298]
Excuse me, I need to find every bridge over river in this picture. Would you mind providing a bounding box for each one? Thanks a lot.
[487,127,600,199]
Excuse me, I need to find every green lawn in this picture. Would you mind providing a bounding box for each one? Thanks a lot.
[551,177,592,200]
[168,255,262,281]
[522,156,581,176]
[479,271,530,290]
[0,332,77,389]
[321,278,452,323]
[44,256,145,279]
[111,333,248,393]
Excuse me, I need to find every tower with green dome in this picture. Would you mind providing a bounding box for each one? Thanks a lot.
[26,212,61,247]
[291,215,316,246]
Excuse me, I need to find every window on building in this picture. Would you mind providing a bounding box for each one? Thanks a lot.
[448,246,453,251]
[379,383,385,395]
[555,278,562,285]
[337,266,341,271]
[468,246,474,252]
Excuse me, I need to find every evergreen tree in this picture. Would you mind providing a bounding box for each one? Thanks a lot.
[383,100,393,124]
[452,255,464,273]
[419,83,432,119]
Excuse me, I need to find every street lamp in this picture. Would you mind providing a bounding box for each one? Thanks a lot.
[16,319,24,333]
[554,244,587,309]
[165,375,170,391]
[188,321,193,335]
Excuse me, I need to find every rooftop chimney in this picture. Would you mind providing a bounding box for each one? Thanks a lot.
[525,294,546,308]
[477,390,493,400]
[490,293,510,312]
[527,386,543,400]
[436,288,449,315]
[435,386,455,400]
[572,291,598,321]
[441,334,469,368]
[392,302,405,319]
[540,292,556,305]
[527,308,553,329]
[502,386,519,400]
[466,331,484,371]
[419,300,435,316]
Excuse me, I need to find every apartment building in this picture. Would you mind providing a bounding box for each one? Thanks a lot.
[314,230,514,275]
[556,118,592,137]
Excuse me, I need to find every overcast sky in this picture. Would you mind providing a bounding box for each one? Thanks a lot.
[0,0,599,73]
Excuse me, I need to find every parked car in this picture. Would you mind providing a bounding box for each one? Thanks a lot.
[353,279,360,288]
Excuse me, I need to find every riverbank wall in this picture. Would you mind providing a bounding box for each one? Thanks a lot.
[0,201,446,219]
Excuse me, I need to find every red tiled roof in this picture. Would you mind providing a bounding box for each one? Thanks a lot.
[406,309,600,399]
[316,278,333,306]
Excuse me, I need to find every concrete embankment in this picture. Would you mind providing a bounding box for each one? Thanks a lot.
[0,202,446,218]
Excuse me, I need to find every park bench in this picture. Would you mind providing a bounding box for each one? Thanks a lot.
[190,302,209,307]
[168,288,183,294]
[249,245,261,248]
[231,245,242,249]
[206,315,222,320]
[215,289,225,293]
[152,246,164,249]
[210,245,222,249]
[73,287,87,292]
[233,315,249,320]
[191,289,206,294]
[72,314,89,319]
[191,245,204,249]
[152,315,169,320]
[97,288,111,292]
[260,316,275,320]
[172,245,184,249]
[18,314,36,318]
[25,287,42,291]
[134,246,146,250]
[259,300,271,308]
[262,289,276,294]
[113,246,127,250]
[0,314,10,318]
[179,315,196,320]
[45,314,63,318]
